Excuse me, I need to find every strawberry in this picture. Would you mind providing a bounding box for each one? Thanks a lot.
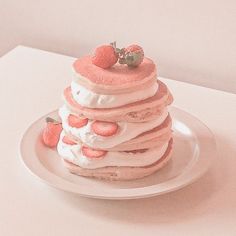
[124,44,144,67]
[68,114,88,128]
[42,117,62,148]
[82,146,107,158]
[92,45,118,69]
[91,120,118,136]
[62,136,77,145]
[125,44,144,53]
[91,42,145,68]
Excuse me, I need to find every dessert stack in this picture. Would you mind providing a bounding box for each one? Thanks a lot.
[49,43,173,180]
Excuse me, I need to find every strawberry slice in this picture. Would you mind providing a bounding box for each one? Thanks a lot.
[91,121,118,136]
[62,136,76,145]
[82,146,107,158]
[68,114,88,128]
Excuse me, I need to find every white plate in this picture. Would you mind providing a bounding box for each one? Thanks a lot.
[20,107,216,200]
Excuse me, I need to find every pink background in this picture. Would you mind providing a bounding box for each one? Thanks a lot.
[0,0,236,93]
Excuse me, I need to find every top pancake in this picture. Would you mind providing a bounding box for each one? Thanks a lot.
[73,56,157,94]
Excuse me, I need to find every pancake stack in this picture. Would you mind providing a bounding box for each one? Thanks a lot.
[57,45,173,180]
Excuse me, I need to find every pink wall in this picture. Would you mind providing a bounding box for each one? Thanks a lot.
[0,0,235,93]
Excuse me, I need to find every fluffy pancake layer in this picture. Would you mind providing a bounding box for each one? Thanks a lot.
[63,80,173,122]
[73,56,157,94]
[58,130,171,169]
[59,105,171,150]
[70,80,159,108]
[61,139,173,181]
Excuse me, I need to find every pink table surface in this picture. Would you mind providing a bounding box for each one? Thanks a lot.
[0,46,236,236]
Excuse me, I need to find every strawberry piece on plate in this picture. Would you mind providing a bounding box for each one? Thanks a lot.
[42,118,62,148]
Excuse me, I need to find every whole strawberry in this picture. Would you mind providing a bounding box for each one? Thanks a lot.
[92,44,118,69]
[124,44,144,67]
[42,117,62,148]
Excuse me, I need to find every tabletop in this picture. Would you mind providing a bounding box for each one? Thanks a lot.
[0,46,236,236]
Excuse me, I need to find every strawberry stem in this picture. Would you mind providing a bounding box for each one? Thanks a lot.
[110,41,117,49]
[110,42,144,67]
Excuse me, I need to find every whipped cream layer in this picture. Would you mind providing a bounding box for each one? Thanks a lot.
[70,80,158,108]
[59,105,168,149]
[57,131,169,169]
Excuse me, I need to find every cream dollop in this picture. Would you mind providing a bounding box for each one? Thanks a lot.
[70,80,158,108]
[57,131,169,169]
[59,105,168,149]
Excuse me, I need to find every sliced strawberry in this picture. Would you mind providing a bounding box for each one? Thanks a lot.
[68,114,88,128]
[42,119,62,148]
[82,146,107,158]
[91,121,118,136]
[62,136,77,145]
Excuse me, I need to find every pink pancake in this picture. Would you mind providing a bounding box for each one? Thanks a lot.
[73,56,157,94]
[109,116,172,151]
[126,115,172,145]
[63,80,173,122]
[109,132,172,152]
[62,139,173,181]
[65,115,172,151]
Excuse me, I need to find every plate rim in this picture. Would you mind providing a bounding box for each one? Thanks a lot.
[19,107,217,200]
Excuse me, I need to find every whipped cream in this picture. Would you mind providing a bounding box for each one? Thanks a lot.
[57,131,169,169]
[70,80,158,108]
[59,105,168,149]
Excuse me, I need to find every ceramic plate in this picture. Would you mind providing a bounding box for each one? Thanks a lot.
[20,107,216,200]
